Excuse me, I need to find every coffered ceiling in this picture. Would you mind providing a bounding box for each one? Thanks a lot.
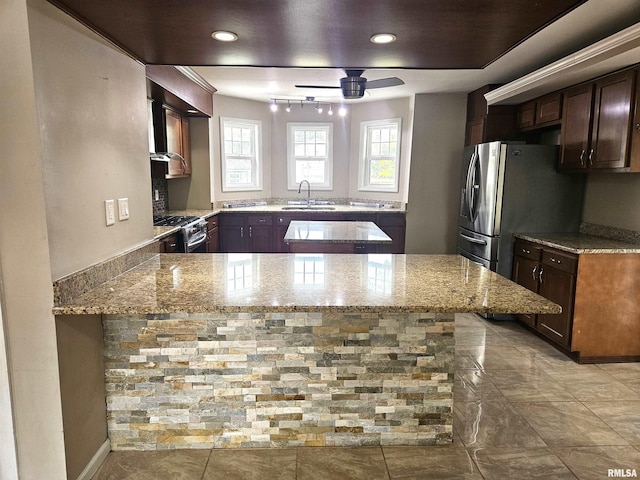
[46,0,640,103]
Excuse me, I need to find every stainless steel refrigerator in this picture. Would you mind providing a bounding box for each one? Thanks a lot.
[457,141,585,279]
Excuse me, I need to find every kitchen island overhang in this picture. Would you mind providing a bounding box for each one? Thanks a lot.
[54,254,559,450]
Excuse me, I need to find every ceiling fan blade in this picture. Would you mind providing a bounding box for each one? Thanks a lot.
[295,84,341,89]
[365,77,405,89]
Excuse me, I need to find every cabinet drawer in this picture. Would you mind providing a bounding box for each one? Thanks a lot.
[514,239,542,261]
[248,215,272,226]
[541,249,577,274]
[218,213,246,226]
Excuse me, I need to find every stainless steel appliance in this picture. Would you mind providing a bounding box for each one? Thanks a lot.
[458,141,584,279]
[153,215,207,253]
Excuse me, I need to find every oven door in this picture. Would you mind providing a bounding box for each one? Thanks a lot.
[184,230,207,253]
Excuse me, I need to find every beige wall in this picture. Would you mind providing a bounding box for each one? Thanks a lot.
[56,315,106,480]
[405,93,467,253]
[210,95,413,203]
[270,104,351,199]
[210,95,273,202]
[1,0,67,478]
[582,174,640,231]
[347,98,413,203]
[168,117,213,210]
[28,0,153,280]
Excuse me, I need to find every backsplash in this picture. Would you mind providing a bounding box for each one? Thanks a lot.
[152,177,169,214]
[580,222,640,245]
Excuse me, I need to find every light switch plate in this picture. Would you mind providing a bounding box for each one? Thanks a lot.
[105,199,115,226]
[118,198,129,221]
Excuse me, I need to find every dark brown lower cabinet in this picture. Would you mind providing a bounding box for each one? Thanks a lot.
[220,211,406,254]
[159,233,179,253]
[512,238,640,363]
[512,239,577,348]
[205,215,218,253]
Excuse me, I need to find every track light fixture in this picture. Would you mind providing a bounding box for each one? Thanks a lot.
[269,98,347,116]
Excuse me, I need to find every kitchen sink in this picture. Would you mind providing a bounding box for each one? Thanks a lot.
[281,206,336,210]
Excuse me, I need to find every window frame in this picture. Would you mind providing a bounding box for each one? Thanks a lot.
[286,122,333,190]
[358,117,402,192]
[220,116,263,192]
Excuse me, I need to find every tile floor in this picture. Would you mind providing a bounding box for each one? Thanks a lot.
[92,313,640,480]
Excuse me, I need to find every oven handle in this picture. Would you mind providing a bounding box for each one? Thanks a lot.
[187,232,207,248]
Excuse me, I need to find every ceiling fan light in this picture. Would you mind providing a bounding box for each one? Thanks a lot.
[211,30,238,42]
[370,33,396,44]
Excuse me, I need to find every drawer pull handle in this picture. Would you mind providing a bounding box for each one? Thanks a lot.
[522,248,531,254]
[539,267,544,283]
[549,257,561,264]
[532,265,538,281]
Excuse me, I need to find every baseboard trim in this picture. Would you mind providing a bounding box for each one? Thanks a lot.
[76,439,110,480]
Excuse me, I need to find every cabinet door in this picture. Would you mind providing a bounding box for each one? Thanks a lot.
[590,70,635,169]
[536,92,563,126]
[517,101,536,129]
[465,118,485,147]
[511,255,540,327]
[206,226,218,253]
[180,115,192,175]
[559,83,594,170]
[377,213,406,254]
[219,225,246,252]
[537,264,576,347]
[248,225,273,253]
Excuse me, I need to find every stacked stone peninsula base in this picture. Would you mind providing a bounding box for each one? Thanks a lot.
[103,310,455,450]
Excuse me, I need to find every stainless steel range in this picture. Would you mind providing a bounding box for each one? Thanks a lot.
[153,215,208,253]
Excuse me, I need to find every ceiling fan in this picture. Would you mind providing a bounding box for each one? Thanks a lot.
[295,69,404,99]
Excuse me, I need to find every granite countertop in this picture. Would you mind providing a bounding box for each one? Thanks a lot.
[52,253,560,316]
[514,233,640,254]
[284,221,392,244]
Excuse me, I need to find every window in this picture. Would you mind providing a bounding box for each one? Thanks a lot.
[287,123,333,190]
[220,117,262,191]
[359,118,402,192]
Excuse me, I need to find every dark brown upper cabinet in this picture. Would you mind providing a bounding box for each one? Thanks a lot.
[559,68,639,172]
[465,85,517,146]
[517,92,563,130]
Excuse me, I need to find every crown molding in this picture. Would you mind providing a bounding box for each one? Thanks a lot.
[486,22,640,105]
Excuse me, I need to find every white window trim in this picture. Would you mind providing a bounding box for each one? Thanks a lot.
[358,117,402,193]
[220,116,263,192]
[286,122,333,190]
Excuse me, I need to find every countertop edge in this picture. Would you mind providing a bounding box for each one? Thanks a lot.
[514,233,640,254]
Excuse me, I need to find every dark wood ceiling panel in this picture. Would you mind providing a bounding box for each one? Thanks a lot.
[47,0,587,69]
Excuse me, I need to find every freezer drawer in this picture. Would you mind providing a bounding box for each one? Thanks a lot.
[457,227,499,264]
[458,247,496,271]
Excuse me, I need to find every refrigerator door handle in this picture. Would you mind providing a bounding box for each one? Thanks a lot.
[459,233,487,245]
[468,152,479,222]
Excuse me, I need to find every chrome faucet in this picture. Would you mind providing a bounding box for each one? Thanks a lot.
[298,179,311,206]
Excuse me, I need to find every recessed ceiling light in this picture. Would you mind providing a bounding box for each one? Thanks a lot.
[211,31,238,42]
[370,33,396,45]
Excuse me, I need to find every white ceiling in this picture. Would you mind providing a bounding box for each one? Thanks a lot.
[192,0,640,104]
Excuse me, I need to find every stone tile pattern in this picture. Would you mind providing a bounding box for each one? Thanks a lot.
[102,311,455,450]
[514,232,640,254]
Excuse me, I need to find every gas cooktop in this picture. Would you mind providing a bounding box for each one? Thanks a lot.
[153,215,201,227]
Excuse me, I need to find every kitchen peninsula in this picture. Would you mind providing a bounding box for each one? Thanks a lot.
[54,253,559,450]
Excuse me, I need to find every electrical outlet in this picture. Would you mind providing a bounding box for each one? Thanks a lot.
[105,199,115,226]
[154,189,159,201]
[118,198,130,221]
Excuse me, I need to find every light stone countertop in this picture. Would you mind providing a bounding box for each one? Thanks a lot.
[284,221,392,244]
[514,233,640,254]
[52,253,560,315]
